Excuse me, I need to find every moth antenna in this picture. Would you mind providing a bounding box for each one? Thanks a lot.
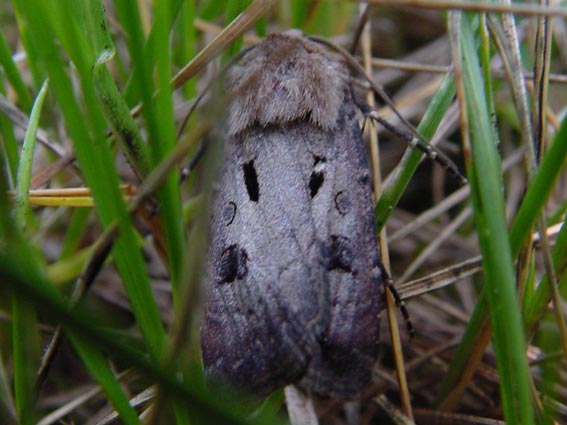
[309,35,419,133]
[349,4,372,54]
[367,111,468,185]
[176,46,254,138]
[177,46,257,180]
[179,140,207,183]
[308,35,467,185]
[380,264,415,338]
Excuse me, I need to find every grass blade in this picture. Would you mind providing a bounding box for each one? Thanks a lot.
[150,0,185,300]
[68,333,141,424]
[375,73,456,232]
[449,12,534,424]
[19,0,167,359]
[13,79,48,226]
[0,252,274,425]
[11,79,49,425]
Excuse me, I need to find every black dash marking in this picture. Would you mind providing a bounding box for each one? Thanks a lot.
[243,160,259,202]
[309,156,326,198]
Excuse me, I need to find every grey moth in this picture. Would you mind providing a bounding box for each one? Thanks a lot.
[200,32,382,400]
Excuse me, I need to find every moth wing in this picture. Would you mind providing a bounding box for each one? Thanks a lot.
[298,95,383,399]
[201,126,328,395]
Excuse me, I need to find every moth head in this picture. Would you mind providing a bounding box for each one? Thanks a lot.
[226,32,349,135]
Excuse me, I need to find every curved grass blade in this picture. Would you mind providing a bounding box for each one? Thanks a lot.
[11,79,49,425]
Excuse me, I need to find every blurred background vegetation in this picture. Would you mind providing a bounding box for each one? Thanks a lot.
[0,1,566,424]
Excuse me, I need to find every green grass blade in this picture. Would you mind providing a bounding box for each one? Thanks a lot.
[198,0,227,20]
[0,81,20,182]
[20,0,166,359]
[94,66,152,176]
[455,13,534,424]
[11,298,38,425]
[304,2,341,36]
[0,29,32,111]
[10,79,48,425]
[59,208,91,259]
[68,333,141,424]
[114,0,186,303]
[518,114,567,331]
[439,98,567,407]
[151,3,192,421]
[251,390,285,423]
[13,79,48,227]
[375,73,456,232]
[10,1,45,89]
[46,245,94,285]
[223,0,251,59]
[510,113,567,254]
[0,166,22,425]
[178,0,197,99]
[0,183,237,423]
[1,132,51,425]
[81,0,152,177]
[536,322,563,423]
[524,209,567,331]
[290,0,309,28]
[151,0,186,301]
[121,0,184,107]
[0,254,266,425]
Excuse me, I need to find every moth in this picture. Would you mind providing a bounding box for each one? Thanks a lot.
[200,31,383,399]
